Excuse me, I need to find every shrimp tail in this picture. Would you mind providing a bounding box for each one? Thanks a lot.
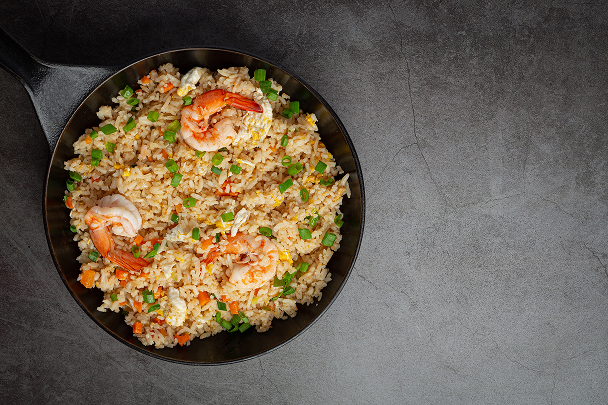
[224,92,263,113]
[106,249,149,272]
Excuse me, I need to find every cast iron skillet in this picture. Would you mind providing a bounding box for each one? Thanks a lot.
[0,27,365,364]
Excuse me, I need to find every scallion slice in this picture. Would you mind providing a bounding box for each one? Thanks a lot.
[165,159,178,173]
[120,85,133,98]
[315,161,327,173]
[282,110,293,119]
[220,319,232,330]
[273,276,285,287]
[106,142,116,153]
[212,153,223,165]
[167,120,181,132]
[195,151,205,158]
[281,156,292,166]
[267,88,278,100]
[298,228,312,240]
[215,233,220,243]
[281,134,289,147]
[163,130,176,143]
[88,251,99,261]
[100,124,117,135]
[217,301,227,311]
[259,227,272,237]
[192,227,200,240]
[320,178,335,186]
[132,245,141,258]
[287,163,303,176]
[306,213,320,228]
[144,242,161,258]
[89,130,98,139]
[335,214,344,228]
[230,164,241,174]
[282,286,295,296]
[254,69,266,81]
[142,289,155,303]
[221,212,234,222]
[218,147,228,152]
[123,118,136,133]
[297,262,309,273]
[239,322,251,333]
[182,96,192,105]
[66,179,75,191]
[321,232,337,246]
[69,171,82,181]
[215,312,222,323]
[111,293,118,301]
[183,197,196,208]
[90,158,100,167]
[170,173,182,187]
[238,311,249,323]
[170,213,179,223]
[91,149,103,160]
[259,80,272,93]
[147,304,160,313]
[300,188,309,202]
[70,225,77,233]
[126,97,139,106]
[147,111,159,122]
[211,166,222,175]
[289,101,300,114]
[279,178,293,194]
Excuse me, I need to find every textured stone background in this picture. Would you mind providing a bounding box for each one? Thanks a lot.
[1,1,608,403]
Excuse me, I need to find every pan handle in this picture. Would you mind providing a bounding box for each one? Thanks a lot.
[0,26,117,153]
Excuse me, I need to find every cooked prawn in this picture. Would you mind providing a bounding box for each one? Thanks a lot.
[179,89,263,151]
[203,233,278,290]
[84,194,149,272]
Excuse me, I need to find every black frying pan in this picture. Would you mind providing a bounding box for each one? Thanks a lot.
[0,27,365,364]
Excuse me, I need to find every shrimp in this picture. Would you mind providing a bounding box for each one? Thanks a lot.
[204,233,278,290]
[179,89,263,151]
[84,194,149,272]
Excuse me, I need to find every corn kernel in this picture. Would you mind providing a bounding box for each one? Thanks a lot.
[122,167,131,177]
[114,163,124,169]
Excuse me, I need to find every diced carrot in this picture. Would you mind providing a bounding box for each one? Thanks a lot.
[141,75,151,84]
[85,135,93,144]
[65,196,74,209]
[161,149,169,159]
[175,204,182,213]
[175,333,189,346]
[154,286,163,299]
[254,288,260,296]
[162,82,175,92]
[152,317,165,326]
[215,180,239,197]
[133,301,142,313]
[150,238,162,246]
[147,155,154,162]
[198,291,210,306]
[135,89,143,93]
[139,272,149,279]
[118,301,127,306]
[229,301,239,314]
[120,279,127,287]
[116,268,128,280]
[134,235,144,245]
[91,177,100,182]
[133,322,143,334]
[159,328,167,337]
[80,270,96,288]
[221,295,228,301]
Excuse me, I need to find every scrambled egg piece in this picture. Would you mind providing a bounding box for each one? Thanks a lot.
[165,287,187,327]
[177,67,205,97]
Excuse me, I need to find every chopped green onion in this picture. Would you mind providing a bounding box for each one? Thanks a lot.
[211,166,222,175]
[300,188,309,202]
[335,214,344,228]
[282,109,293,119]
[132,245,141,258]
[111,293,118,301]
[270,295,280,301]
[297,262,309,273]
[230,314,241,327]
[163,130,176,143]
[88,251,99,262]
[89,130,98,139]
[259,80,272,93]
[218,147,228,152]
[192,227,200,240]
[279,178,293,194]
[147,111,159,122]
[298,228,312,240]
[123,118,136,133]
[282,271,295,286]
[321,232,337,246]
[261,306,271,311]
[283,286,295,296]
[170,173,182,187]
[69,171,82,182]
[315,161,327,173]
[273,276,285,287]
[195,151,205,158]
[106,142,116,153]
[170,213,179,223]
[165,159,178,173]
[215,312,222,323]
[287,163,303,176]
[167,120,181,132]
[281,134,289,147]
[217,301,227,311]
[91,149,103,160]
[289,101,300,114]
[143,242,161,258]
[90,158,100,167]
[182,96,192,105]
[142,290,155,303]
[183,197,196,208]
[220,319,232,330]
[120,85,134,98]
[221,212,234,222]
[215,233,221,243]
[66,179,75,191]
[320,178,335,186]
[212,153,224,165]
[230,164,241,174]
[259,227,273,237]
[281,156,292,166]
[147,304,160,313]
[100,124,117,135]
[306,213,320,228]
[239,323,251,333]
[70,225,77,233]
[267,89,278,100]
[254,69,266,81]
[126,97,139,106]
[238,311,249,323]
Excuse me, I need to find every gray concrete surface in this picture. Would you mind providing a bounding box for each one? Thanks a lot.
[2,0,608,403]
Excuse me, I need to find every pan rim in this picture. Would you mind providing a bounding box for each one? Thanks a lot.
[43,46,365,365]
